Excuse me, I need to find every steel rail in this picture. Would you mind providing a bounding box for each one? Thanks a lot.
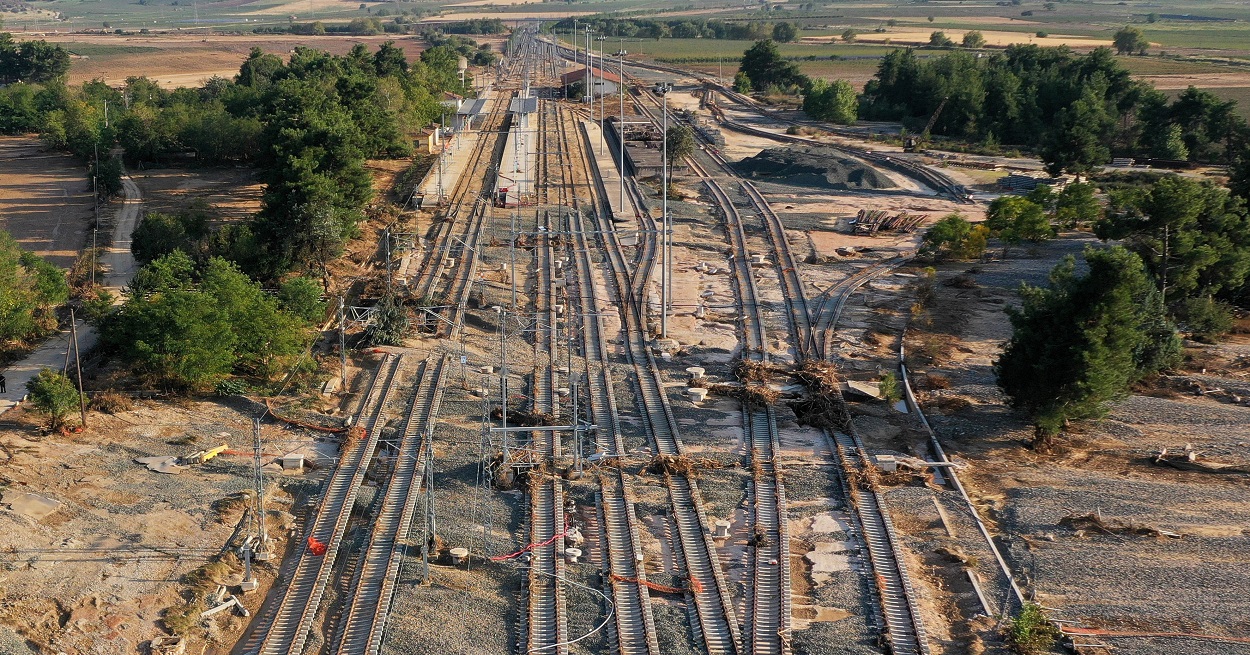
[688,151,792,655]
[557,98,660,655]
[330,355,449,655]
[247,354,404,655]
[575,115,741,655]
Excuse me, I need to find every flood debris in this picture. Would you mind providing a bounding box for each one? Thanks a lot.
[1058,510,1181,539]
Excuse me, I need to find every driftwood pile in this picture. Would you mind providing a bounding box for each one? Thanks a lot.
[851,209,927,236]
[642,454,725,476]
[789,360,854,431]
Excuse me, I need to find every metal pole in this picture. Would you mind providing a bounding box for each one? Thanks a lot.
[571,376,581,475]
[70,308,86,428]
[384,227,392,297]
[619,43,626,218]
[510,212,518,310]
[598,37,605,155]
[661,88,669,340]
[499,309,509,462]
[423,433,434,580]
[339,296,347,393]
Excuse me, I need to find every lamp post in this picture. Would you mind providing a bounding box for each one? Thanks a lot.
[618,42,626,216]
[658,82,671,340]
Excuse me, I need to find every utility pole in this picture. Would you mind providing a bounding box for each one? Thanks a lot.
[384,226,393,297]
[598,36,605,155]
[422,431,434,582]
[70,308,86,428]
[660,84,670,340]
[338,296,347,393]
[619,43,626,215]
[92,142,99,288]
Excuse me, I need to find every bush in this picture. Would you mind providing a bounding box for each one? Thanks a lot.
[25,368,82,429]
[920,214,988,261]
[1175,297,1234,342]
[89,389,134,414]
[1007,603,1059,655]
[878,371,901,402]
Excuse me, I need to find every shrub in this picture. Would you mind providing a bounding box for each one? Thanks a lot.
[1007,603,1059,655]
[1175,297,1234,342]
[25,368,82,429]
[89,389,134,414]
[878,371,901,402]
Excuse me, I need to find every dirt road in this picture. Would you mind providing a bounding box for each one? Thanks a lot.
[0,173,141,415]
[0,138,95,269]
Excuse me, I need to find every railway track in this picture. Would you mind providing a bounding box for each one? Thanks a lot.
[544,37,969,202]
[245,354,405,655]
[573,111,740,655]
[330,355,449,655]
[525,102,568,654]
[829,428,930,655]
[636,76,925,655]
[808,257,907,361]
[688,152,792,655]
[555,97,660,655]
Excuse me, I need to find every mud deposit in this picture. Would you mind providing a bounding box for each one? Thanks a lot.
[734,146,897,191]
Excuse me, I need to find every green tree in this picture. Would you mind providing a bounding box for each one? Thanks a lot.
[1154,124,1189,161]
[278,276,327,323]
[802,79,857,124]
[772,22,797,43]
[1040,87,1113,175]
[199,257,309,380]
[1174,296,1234,342]
[985,195,1053,252]
[995,246,1179,442]
[929,31,953,47]
[364,299,410,346]
[1113,26,1149,55]
[919,214,987,261]
[1096,175,1250,303]
[1053,182,1102,227]
[738,40,808,92]
[131,211,207,264]
[1232,148,1250,201]
[841,29,857,43]
[961,31,985,49]
[733,71,751,94]
[0,230,68,347]
[25,368,82,430]
[664,125,695,165]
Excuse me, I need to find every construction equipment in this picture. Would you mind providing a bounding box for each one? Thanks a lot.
[135,442,230,474]
[178,443,228,466]
[904,95,949,153]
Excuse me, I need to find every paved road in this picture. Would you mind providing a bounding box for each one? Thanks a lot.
[0,173,141,416]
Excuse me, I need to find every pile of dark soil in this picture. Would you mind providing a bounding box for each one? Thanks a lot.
[734,145,896,190]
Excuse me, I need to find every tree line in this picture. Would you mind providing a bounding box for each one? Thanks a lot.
[1,37,470,392]
[857,45,1248,173]
[551,17,784,42]
[915,173,1250,442]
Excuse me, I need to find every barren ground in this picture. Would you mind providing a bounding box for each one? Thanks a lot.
[0,137,96,269]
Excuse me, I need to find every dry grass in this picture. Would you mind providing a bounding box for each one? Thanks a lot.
[89,389,134,414]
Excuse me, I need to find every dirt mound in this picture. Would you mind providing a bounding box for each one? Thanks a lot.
[734,146,896,191]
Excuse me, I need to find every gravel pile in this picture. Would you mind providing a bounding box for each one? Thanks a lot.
[734,146,896,191]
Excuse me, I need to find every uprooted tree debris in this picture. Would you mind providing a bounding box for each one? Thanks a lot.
[789,360,854,431]
[708,382,782,410]
[642,453,728,476]
[1059,510,1182,539]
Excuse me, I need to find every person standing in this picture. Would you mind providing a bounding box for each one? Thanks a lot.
[0,374,6,393]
